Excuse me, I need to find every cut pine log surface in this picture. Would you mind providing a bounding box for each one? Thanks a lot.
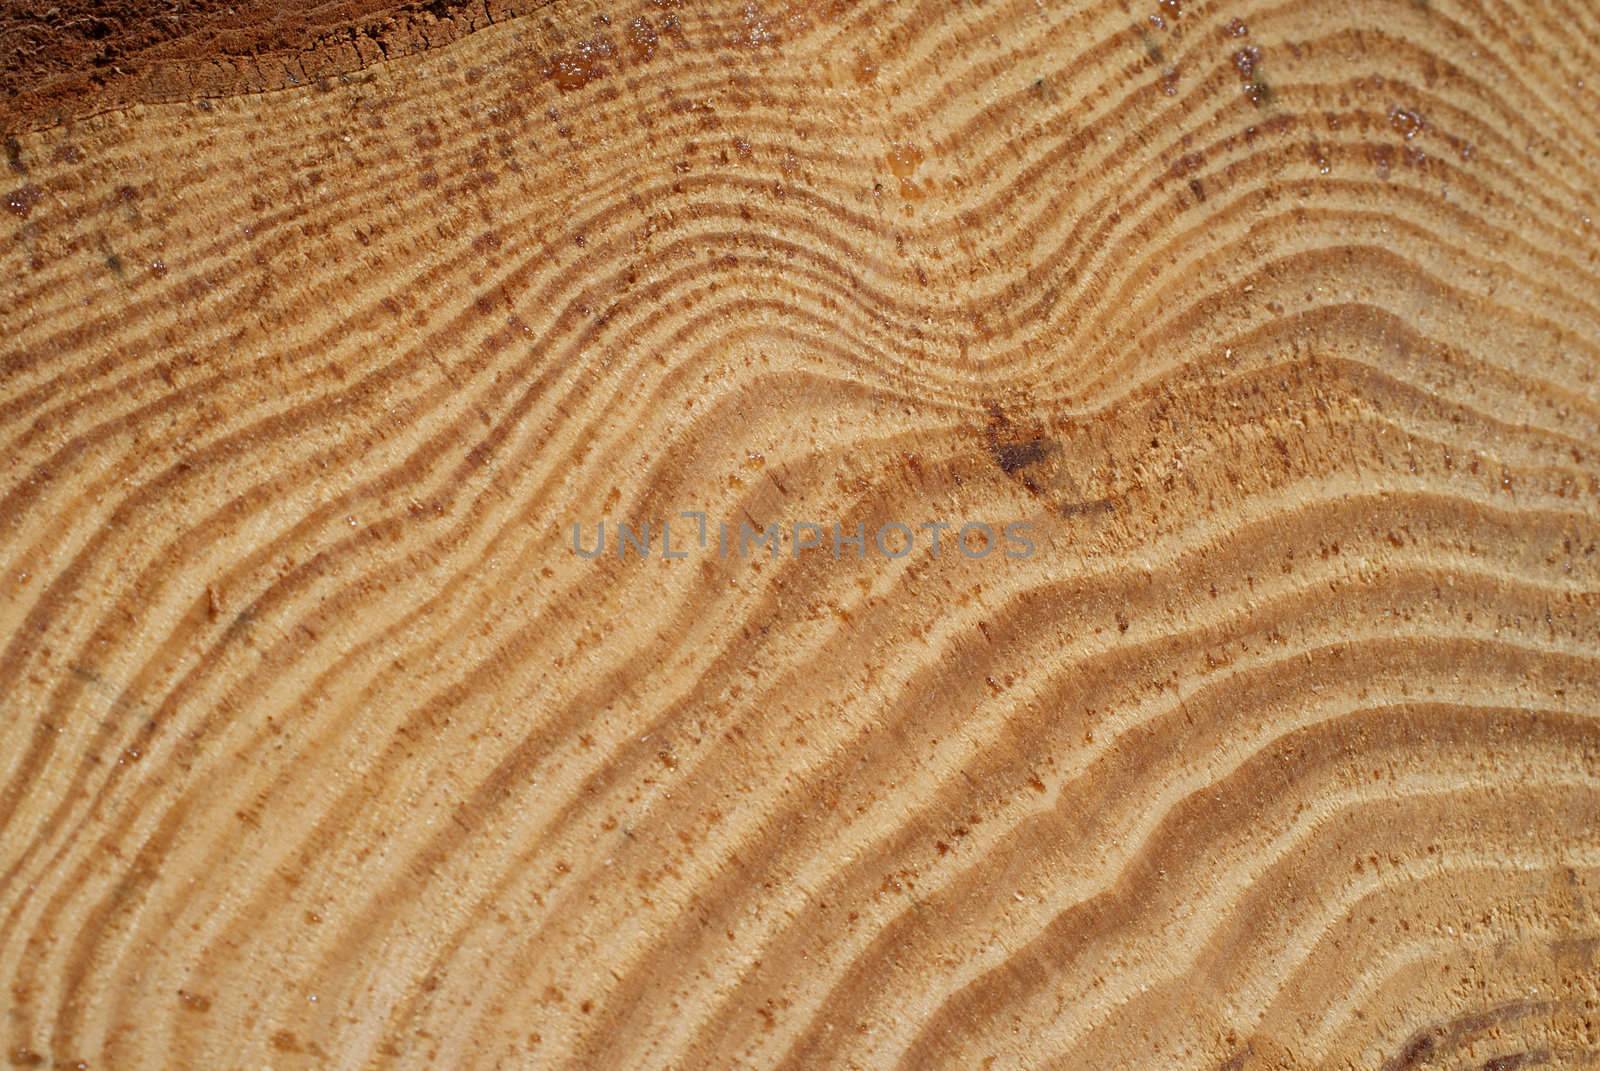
[2,1,1599,1068]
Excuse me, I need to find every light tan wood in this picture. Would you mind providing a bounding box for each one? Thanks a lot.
[2,1,1598,1067]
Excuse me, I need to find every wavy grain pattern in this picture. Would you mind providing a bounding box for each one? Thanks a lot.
[2,0,1598,1067]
